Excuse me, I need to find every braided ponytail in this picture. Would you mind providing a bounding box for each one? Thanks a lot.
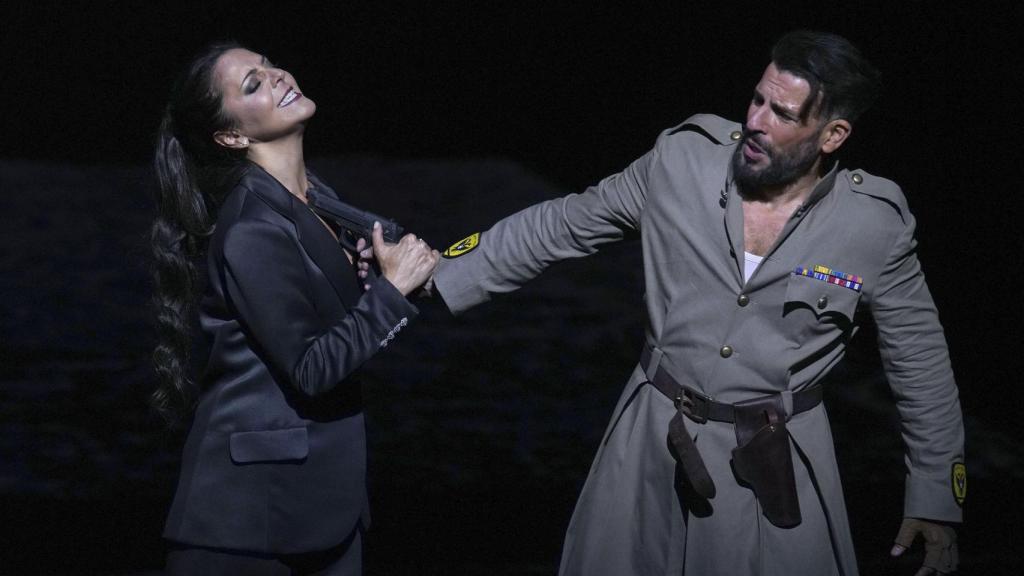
[150,42,247,422]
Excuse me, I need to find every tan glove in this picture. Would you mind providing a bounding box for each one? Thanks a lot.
[890,517,958,575]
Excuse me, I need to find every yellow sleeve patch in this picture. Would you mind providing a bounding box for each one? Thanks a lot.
[952,462,967,506]
[443,232,480,259]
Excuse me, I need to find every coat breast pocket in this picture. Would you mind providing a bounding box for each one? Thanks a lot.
[782,274,861,340]
[229,427,309,464]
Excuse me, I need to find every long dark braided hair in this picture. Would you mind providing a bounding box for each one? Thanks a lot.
[150,42,250,422]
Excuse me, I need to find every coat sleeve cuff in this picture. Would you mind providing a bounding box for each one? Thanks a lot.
[366,276,419,348]
[903,471,964,523]
[433,252,492,315]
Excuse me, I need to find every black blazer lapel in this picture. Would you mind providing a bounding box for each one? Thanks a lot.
[290,195,363,307]
[244,165,362,308]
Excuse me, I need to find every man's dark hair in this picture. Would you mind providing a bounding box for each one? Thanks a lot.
[771,30,882,124]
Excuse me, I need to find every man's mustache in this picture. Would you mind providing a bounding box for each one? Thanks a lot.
[741,130,771,157]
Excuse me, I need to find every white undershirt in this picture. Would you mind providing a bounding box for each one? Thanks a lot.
[744,251,764,282]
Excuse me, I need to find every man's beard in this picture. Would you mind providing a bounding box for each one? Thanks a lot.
[731,130,822,192]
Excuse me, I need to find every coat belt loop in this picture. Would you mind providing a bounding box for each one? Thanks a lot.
[780,390,794,419]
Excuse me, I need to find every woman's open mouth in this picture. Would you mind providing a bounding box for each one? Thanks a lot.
[278,88,302,107]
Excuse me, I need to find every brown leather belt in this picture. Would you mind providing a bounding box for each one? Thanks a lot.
[639,345,823,424]
[639,345,823,519]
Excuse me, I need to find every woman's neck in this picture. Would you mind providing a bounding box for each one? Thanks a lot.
[247,136,310,201]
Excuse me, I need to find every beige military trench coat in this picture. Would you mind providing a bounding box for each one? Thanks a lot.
[434,114,964,576]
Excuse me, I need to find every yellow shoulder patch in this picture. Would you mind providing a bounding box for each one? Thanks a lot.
[952,462,967,506]
[443,232,480,258]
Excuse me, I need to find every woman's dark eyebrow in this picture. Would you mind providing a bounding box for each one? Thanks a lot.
[241,56,269,86]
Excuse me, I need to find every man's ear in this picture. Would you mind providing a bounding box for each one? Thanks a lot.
[213,130,250,150]
[820,119,852,154]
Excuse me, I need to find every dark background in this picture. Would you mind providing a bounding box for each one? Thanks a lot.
[1,1,1020,574]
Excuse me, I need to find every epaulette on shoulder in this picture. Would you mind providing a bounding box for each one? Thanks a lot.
[667,114,743,146]
[845,169,910,223]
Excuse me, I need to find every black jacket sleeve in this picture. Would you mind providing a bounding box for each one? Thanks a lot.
[221,219,418,396]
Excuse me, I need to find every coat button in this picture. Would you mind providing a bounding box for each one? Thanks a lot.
[720,345,733,358]
[730,130,742,141]
[851,173,863,185]
[817,295,829,309]
[737,294,749,307]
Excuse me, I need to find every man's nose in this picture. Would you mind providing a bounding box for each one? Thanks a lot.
[746,106,767,133]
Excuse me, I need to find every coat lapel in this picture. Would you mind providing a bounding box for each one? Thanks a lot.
[245,165,362,308]
[291,194,363,307]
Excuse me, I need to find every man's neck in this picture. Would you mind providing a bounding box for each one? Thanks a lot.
[742,162,823,209]
[739,158,826,256]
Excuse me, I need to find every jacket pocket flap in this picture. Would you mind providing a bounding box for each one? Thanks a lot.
[784,274,860,322]
[230,427,309,463]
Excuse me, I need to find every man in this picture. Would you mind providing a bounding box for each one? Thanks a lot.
[432,31,964,575]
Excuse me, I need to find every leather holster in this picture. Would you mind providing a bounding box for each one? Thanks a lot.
[730,394,801,528]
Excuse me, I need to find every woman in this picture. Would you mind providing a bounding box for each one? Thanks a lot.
[151,42,438,574]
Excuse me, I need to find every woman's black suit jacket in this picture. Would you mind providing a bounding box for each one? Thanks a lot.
[163,164,416,554]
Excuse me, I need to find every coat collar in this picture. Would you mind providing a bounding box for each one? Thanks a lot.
[241,163,362,307]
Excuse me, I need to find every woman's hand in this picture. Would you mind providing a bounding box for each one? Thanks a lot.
[369,222,439,296]
[355,237,373,289]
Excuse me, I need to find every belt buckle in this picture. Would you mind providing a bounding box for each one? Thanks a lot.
[675,388,708,424]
